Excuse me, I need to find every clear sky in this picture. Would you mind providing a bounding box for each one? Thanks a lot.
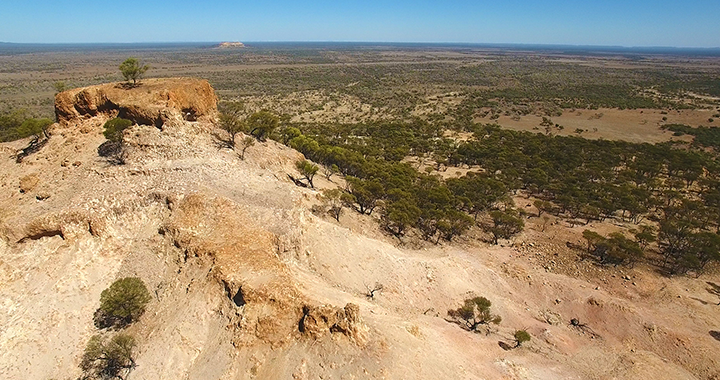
[1,0,719,47]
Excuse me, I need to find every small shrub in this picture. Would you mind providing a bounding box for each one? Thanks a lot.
[103,118,132,142]
[100,118,133,164]
[238,136,255,159]
[95,277,151,329]
[514,329,531,347]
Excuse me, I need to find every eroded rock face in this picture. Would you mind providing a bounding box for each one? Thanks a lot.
[301,303,368,345]
[54,78,217,126]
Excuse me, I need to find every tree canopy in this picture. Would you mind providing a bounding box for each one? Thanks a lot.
[95,277,151,328]
[119,58,150,85]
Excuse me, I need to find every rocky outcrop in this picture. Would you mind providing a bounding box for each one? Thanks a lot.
[300,303,368,345]
[54,78,217,126]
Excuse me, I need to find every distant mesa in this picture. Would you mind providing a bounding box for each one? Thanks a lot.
[216,42,245,49]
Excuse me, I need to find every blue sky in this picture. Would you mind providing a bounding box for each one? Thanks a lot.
[1,0,719,47]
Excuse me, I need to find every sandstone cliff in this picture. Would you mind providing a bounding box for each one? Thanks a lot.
[54,78,217,125]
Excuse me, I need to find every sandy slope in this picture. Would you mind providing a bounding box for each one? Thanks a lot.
[0,79,718,380]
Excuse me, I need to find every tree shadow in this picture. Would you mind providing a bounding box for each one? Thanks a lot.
[15,136,49,163]
[710,331,720,342]
[115,82,140,90]
[707,282,720,297]
[498,341,514,351]
[97,141,125,165]
[211,131,234,150]
[690,297,710,305]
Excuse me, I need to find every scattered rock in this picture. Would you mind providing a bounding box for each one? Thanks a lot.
[540,309,562,325]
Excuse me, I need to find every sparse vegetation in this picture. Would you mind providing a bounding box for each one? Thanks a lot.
[53,81,66,93]
[365,282,384,299]
[238,136,255,159]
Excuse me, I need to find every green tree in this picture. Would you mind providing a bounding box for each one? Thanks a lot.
[296,159,319,188]
[119,58,149,85]
[99,118,133,164]
[247,111,279,141]
[218,112,245,149]
[582,229,605,252]
[0,109,54,143]
[80,333,137,380]
[631,225,656,251]
[681,231,720,273]
[603,232,644,266]
[17,118,53,140]
[447,296,502,332]
[486,209,525,244]
[437,210,474,242]
[383,197,421,238]
[95,277,151,329]
[322,164,339,181]
[320,188,352,222]
[346,177,385,215]
[281,127,302,144]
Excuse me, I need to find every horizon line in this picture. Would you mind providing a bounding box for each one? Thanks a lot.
[1,40,720,50]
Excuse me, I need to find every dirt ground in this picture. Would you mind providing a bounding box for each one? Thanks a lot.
[491,107,717,143]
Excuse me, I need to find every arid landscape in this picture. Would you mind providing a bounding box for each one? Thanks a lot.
[1,44,720,379]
